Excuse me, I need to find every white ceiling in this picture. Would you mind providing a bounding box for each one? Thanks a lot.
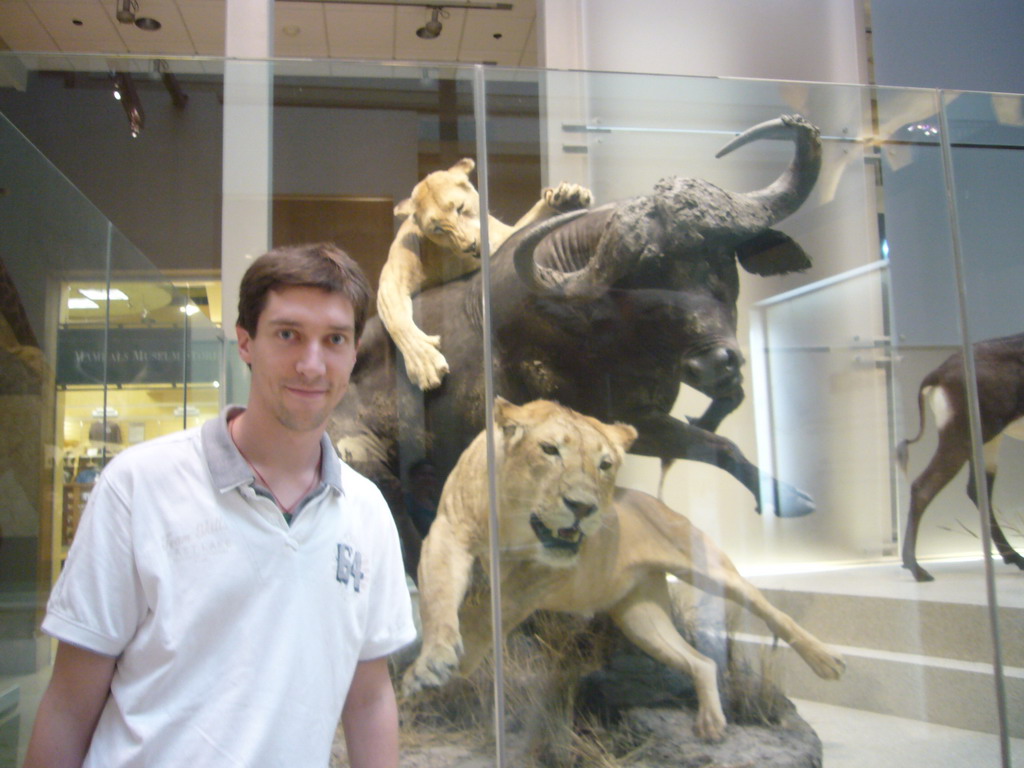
[0,0,539,70]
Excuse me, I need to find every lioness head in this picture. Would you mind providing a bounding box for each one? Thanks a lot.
[396,158,485,258]
[494,398,637,567]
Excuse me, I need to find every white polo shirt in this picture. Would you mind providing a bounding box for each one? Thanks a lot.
[43,407,416,768]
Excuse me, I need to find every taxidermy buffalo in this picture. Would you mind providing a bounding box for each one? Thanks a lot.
[331,114,822,574]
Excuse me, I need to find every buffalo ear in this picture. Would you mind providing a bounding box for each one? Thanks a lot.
[736,229,811,276]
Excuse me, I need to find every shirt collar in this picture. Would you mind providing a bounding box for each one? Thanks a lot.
[202,405,343,495]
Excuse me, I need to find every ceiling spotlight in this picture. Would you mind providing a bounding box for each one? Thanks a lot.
[156,59,188,109]
[417,7,447,40]
[115,0,136,24]
[115,0,161,30]
[111,72,145,138]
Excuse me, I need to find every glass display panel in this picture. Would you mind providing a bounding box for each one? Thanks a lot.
[751,262,894,568]
[0,112,118,747]
[941,88,1024,753]
[259,59,500,764]
[0,64,226,765]
[480,67,1018,767]
[0,50,1019,768]
[943,89,1024,568]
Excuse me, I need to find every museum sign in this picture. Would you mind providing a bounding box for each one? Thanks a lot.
[57,327,221,386]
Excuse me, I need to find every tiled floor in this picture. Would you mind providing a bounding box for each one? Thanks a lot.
[795,698,1023,768]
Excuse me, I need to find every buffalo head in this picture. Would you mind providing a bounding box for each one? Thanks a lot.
[509,114,820,410]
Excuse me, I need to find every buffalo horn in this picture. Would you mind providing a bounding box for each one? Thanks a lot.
[512,207,636,298]
[715,113,822,226]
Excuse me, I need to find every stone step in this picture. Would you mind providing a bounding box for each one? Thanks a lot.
[733,632,1023,737]
[735,583,1023,668]
[723,560,1024,737]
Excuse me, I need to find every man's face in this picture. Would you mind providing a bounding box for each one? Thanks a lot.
[236,286,358,434]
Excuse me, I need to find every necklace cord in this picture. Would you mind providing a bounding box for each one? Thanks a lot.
[228,416,321,516]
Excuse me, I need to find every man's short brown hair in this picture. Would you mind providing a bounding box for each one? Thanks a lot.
[237,243,372,340]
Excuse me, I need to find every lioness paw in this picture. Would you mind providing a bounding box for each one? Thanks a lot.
[794,639,846,680]
[693,706,727,742]
[544,182,592,212]
[401,338,449,390]
[406,351,449,390]
[402,644,461,697]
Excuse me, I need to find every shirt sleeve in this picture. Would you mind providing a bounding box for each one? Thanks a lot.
[358,487,417,661]
[42,467,147,657]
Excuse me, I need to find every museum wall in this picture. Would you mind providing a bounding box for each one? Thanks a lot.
[0,74,549,282]
[272,105,418,199]
[868,0,1024,346]
[539,0,868,84]
[0,74,423,275]
[871,0,1024,94]
[0,73,223,274]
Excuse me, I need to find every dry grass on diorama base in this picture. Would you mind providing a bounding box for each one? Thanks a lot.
[380,597,795,768]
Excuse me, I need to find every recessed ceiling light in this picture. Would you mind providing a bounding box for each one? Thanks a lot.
[68,298,100,310]
[135,17,161,31]
[72,19,84,26]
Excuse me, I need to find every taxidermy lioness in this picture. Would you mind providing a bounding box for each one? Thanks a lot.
[377,158,591,390]
[403,398,846,741]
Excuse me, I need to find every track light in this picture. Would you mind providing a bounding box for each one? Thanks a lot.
[115,0,162,30]
[156,60,188,110]
[275,0,513,39]
[111,72,145,138]
[115,0,136,24]
[416,7,446,40]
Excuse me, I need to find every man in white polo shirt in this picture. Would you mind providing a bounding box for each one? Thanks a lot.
[24,243,417,768]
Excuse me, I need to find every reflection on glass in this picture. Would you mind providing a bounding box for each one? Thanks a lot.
[0,52,1018,768]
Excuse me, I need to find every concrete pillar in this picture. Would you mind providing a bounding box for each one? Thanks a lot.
[221,0,274,334]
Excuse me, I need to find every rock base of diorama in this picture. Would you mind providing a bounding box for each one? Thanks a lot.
[339,616,824,767]
[619,706,822,768]
[332,703,822,768]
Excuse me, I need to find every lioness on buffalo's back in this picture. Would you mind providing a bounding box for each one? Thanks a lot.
[376,157,592,390]
[404,398,845,742]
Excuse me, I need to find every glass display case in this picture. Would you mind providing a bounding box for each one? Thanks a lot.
[0,96,225,766]
[0,53,1020,767]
